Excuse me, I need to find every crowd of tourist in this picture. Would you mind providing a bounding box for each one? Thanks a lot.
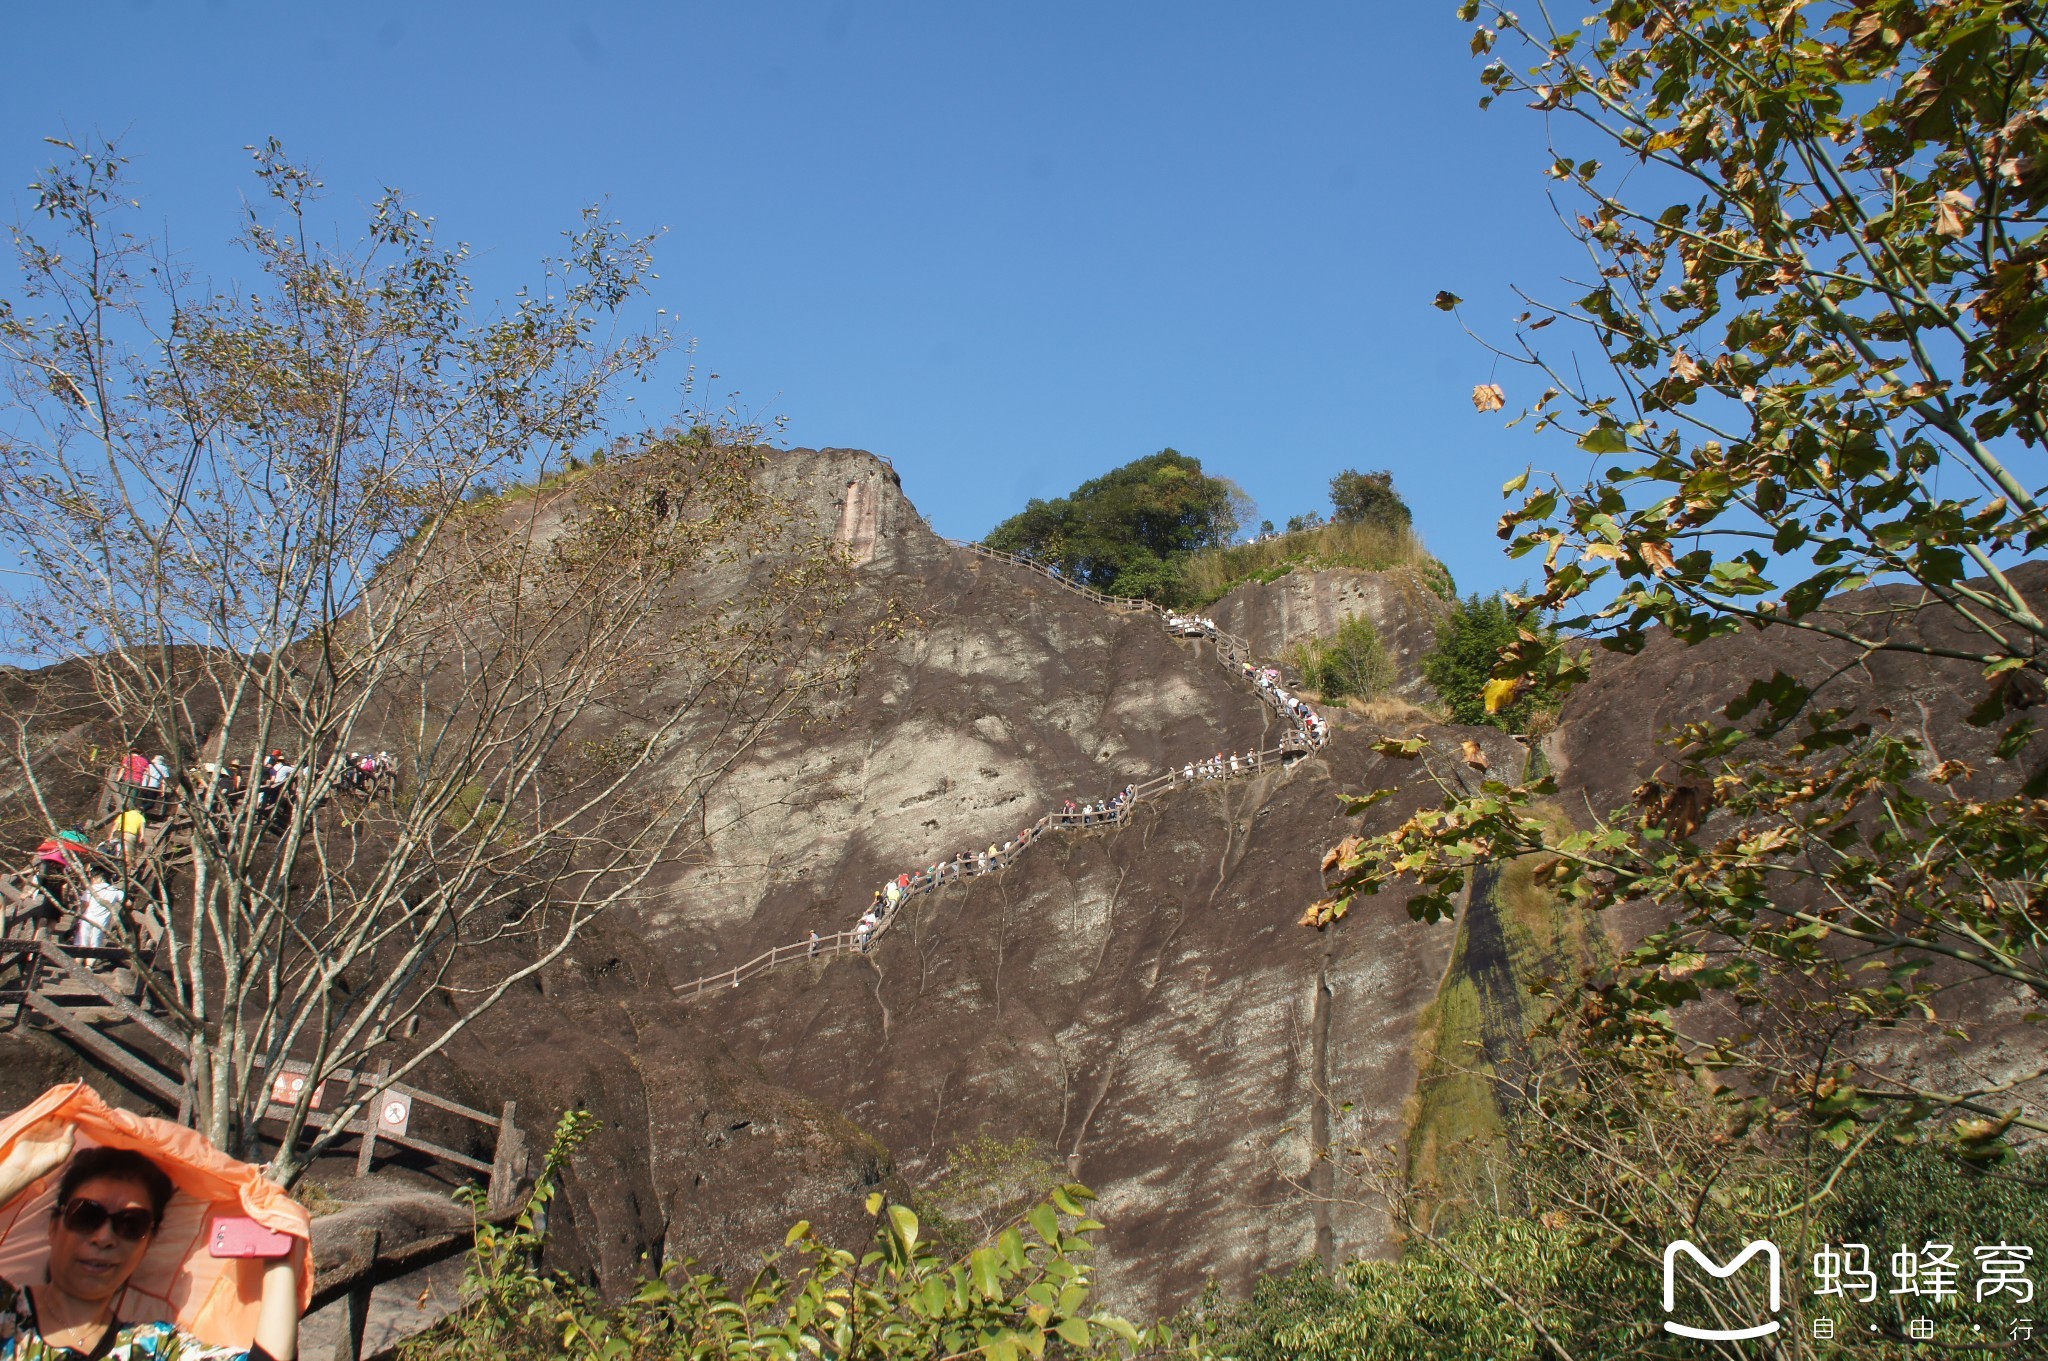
[835,608,1328,956]
[13,749,172,956]
[5,746,403,955]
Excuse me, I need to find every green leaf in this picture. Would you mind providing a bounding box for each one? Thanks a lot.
[1578,421,1629,454]
[1502,467,1531,495]
[887,1203,920,1255]
[1434,290,1465,310]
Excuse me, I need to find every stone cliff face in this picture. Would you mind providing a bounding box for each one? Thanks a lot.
[1207,564,1451,696]
[9,445,2033,1327]
[422,449,1462,1314]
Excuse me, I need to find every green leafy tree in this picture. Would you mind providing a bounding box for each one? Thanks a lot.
[982,450,1249,601]
[1315,1,2048,1157]
[1421,593,1545,728]
[1327,469,1413,531]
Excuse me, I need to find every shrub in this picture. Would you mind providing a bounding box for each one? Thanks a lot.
[920,1132,1063,1254]
[1290,615,1395,702]
[407,1111,1211,1361]
[1177,519,1436,609]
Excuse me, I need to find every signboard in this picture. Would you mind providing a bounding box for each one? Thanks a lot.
[268,1067,325,1110]
[376,1091,412,1138]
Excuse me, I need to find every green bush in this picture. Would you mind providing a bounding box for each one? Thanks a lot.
[1289,615,1395,702]
[1187,1124,2048,1360]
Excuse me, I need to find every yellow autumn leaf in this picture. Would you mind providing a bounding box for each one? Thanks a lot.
[1482,678,1522,714]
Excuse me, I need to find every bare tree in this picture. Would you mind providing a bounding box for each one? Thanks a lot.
[0,138,875,1185]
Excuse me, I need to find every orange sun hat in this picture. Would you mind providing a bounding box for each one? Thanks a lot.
[0,1083,315,1347]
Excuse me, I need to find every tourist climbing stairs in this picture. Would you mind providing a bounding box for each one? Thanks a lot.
[671,537,1325,1000]
[0,781,525,1200]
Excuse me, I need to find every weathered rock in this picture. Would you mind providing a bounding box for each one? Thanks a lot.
[400,449,1460,1315]
[1207,566,1451,696]
[9,444,2038,1326]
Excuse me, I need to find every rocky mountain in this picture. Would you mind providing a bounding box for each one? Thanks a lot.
[1207,563,1450,697]
[422,448,1468,1313]
[3,445,2037,1327]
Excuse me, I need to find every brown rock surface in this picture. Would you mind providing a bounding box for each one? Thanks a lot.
[427,449,1460,1313]
[7,444,2039,1326]
[1207,565,1452,696]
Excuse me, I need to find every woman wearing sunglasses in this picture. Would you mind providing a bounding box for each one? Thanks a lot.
[0,1122,301,1360]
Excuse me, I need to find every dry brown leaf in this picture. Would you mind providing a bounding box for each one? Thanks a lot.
[1461,739,1489,770]
[1669,350,1703,382]
[1639,540,1677,575]
[1929,759,1974,785]
[1321,834,1363,874]
[1936,190,1976,239]
[1473,383,1507,413]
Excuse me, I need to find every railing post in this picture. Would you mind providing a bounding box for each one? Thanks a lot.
[331,1227,379,1361]
[356,1059,390,1178]
[488,1100,525,1215]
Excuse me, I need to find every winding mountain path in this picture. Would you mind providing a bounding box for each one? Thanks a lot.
[670,539,1329,1000]
[0,539,1329,1033]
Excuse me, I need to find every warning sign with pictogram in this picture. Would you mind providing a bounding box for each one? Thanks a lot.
[268,1068,325,1110]
[376,1091,412,1137]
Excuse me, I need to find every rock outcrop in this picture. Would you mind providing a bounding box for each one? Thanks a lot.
[5,444,2038,1330]
[1207,565,1451,696]
[415,450,1461,1313]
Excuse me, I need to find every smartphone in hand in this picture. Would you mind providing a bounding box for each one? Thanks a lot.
[208,1216,294,1259]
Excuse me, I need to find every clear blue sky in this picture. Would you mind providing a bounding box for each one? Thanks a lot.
[2,1,1593,600]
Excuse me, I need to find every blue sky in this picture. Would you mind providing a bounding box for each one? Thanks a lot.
[2,1,1595,600]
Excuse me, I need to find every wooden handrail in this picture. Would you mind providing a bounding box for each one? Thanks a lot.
[11,530,1329,1202]
[672,534,1325,1004]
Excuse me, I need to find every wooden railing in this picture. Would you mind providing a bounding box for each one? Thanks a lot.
[671,539,1325,1000]
[1,808,526,1202]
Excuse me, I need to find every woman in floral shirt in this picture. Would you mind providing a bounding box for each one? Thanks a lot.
[0,1125,300,1361]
